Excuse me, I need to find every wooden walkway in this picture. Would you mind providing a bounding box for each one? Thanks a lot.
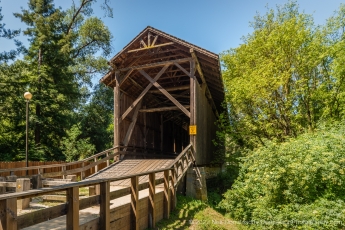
[86,159,174,187]
[0,145,195,230]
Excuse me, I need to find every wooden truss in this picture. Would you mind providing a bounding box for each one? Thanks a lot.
[113,57,196,148]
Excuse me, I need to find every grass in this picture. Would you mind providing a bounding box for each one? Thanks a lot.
[152,193,239,230]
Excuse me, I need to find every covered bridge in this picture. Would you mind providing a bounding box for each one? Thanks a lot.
[100,26,224,167]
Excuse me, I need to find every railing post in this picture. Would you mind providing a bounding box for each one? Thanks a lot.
[171,167,177,210]
[99,181,110,230]
[94,158,98,173]
[163,170,170,219]
[66,187,79,230]
[106,152,110,167]
[62,166,66,179]
[0,198,17,230]
[81,162,85,180]
[148,173,156,228]
[16,178,30,210]
[131,175,139,230]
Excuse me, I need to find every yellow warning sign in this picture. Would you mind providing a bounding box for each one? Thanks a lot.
[189,125,197,135]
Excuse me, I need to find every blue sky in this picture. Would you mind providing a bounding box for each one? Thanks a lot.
[1,0,344,59]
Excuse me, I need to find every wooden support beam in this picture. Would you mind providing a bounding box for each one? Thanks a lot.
[121,64,170,121]
[148,173,156,229]
[117,57,191,72]
[190,60,196,147]
[131,176,139,230]
[127,42,174,53]
[149,85,190,93]
[114,73,120,149]
[100,70,114,84]
[163,170,170,219]
[174,62,191,77]
[0,198,17,230]
[190,49,219,118]
[123,100,142,146]
[99,181,110,230]
[119,69,134,87]
[139,69,191,117]
[139,105,190,113]
[151,35,158,46]
[66,186,79,230]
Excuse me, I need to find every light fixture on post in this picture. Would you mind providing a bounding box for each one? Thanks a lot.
[24,91,32,175]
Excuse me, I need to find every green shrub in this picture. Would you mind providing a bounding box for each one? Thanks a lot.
[219,123,345,229]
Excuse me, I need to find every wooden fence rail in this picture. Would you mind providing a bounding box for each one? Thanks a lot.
[0,144,195,230]
[0,161,108,178]
[0,145,175,179]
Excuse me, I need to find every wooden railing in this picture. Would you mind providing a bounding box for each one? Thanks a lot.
[0,144,195,230]
[0,145,176,180]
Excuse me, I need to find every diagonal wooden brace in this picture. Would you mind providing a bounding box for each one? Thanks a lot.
[139,69,191,117]
[120,64,170,121]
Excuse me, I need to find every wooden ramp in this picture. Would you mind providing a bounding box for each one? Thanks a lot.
[86,158,174,186]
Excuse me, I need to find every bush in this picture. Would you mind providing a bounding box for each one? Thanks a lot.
[219,122,345,229]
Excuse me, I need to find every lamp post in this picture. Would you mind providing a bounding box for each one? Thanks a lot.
[24,92,32,175]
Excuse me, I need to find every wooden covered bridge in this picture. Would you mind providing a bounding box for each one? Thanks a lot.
[0,26,224,230]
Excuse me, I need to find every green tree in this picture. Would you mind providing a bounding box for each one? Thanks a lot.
[220,1,338,148]
[0,0,113,161]
[219,122,345,229]
[78,83,114,152]
[61,123,95,162]
[8,0,113,160]
[0,0,23,63]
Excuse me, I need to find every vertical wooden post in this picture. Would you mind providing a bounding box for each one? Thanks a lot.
[0,198,17,230]
[16,178,30,210]
[81,162,85,180]
[62,166,66,179]
[190,60,196,147]
[171,166,177,210]
[106,152,110,167]
[114,72,121,160]
[163,170,170,219]
[131,176,139,230]
[148,173,156,228]
[66,187,79,230]
[94,158,98,173]
[99,181,110,230]
[160,114,163,153]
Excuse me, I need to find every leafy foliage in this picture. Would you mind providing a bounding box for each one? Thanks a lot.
[0,0,24,63]
[78,84,114,152]
[220,1,345,148]
[0,0,113,161]
[61,123,95,162]
[219,122,345,229]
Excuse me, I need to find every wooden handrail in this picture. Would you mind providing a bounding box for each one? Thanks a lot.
[0,145,176,175]
[0,144,195,201]
[0,144,195,230]
[0,146,120,173]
